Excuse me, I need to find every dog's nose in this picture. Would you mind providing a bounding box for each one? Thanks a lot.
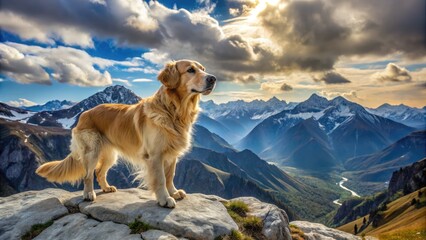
[206,75,216,85]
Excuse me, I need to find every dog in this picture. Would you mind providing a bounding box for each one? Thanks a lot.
[36,59,216,208]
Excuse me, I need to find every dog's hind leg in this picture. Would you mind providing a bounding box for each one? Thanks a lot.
[165,158,186,200]
[146,153,176,208]
[95,147,117,193]
[74,130,103,201]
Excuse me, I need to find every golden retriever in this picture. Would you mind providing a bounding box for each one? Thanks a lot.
[36,59,216,208]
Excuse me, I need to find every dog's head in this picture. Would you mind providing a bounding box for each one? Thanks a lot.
[158,60,216,95]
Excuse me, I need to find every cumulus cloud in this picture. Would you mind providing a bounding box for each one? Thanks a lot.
[0,42,142,86]
[372,63,412,82]
[7,98,37,107]
[1,0,424,84]
[123,66,158,74]
[261,81,293,92]
[313,71,351,84]
[320,90,359,100]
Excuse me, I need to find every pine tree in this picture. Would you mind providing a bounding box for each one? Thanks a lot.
[354,224,358,235]
[363,217,367,225]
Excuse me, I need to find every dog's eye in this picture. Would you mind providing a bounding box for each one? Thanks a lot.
[187,68,195,73]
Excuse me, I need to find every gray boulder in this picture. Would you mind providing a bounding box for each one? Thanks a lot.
[290,221,360,240]
[75,189,238,240]
[232,197,292,240]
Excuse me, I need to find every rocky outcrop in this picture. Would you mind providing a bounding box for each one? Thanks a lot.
[0,188,293,240]
[291,221,361,240]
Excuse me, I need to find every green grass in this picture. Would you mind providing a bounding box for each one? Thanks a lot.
[21,220,54,240]
[225,201,249,217]
[128,219,154,234]
[378,229,426,240]
[223,201,264,240]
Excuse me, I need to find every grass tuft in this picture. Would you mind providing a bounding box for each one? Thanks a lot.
[128,219,154,234]
[21,220,54,240]
[225,201,249,217]
[289,224,305,240]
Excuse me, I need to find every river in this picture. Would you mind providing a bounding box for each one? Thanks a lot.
[333,177,360,206]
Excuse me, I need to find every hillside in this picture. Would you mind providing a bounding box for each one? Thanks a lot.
[333,159,426,228]
[338,187,426,239]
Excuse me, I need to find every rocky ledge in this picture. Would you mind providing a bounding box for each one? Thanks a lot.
[0,188,293,240]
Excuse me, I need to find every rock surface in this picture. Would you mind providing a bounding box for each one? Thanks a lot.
[291,221,360,240]
[0,189,76,240]
[141,230,182,240]
[75,189,238,239]
[233,197,292,240]
[34,213,141,240]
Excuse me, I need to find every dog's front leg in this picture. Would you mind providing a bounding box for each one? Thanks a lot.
[148,153,176,208]
[165,158,186,200]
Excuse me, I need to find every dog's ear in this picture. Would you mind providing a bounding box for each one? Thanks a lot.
[158,62,180,89]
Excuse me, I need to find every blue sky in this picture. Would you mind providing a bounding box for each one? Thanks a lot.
[1,0,425,107]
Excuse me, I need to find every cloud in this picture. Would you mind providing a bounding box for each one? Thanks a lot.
[313,71,351,84]
[0,42,145,86]
[7,98,37,107]
[132,78,153,83]
[123,67,158,74]
[236,75,256,83]
[280,83,293,91]
[260,81,293,92]
[112,78,132,87]
[372,63,412,82]
[229,8,240,17]
[320,90,359,100]
[1,0,424,85]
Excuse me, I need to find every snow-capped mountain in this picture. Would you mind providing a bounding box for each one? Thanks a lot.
[367,103,426,129]
[24,100,76,112]
[200,97,293,143]
[26,85,141,128]
[0,102,35,121]
[237,94,415,167]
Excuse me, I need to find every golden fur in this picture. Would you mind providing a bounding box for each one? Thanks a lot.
[36,60,216,208]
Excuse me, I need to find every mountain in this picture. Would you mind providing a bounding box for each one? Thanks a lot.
[344,131,426,181]
[260,117,338,170]
[0,102,34,121]
[367,103,426,129]
[195,113,238,144]
[237,94,415,167]
[23,100,76,112]
[192,124,235,153]
[200,97,291,143]
[26,85,141,128]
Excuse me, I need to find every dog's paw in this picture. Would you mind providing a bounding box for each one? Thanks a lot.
[83,190,96,201]
[102,186,117,193]
[171,189,186,200]
[158,196,176,208]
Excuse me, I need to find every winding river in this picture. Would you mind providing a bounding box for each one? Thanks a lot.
[333,177,360,206]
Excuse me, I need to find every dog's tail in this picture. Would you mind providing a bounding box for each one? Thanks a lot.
[36,154,85,185]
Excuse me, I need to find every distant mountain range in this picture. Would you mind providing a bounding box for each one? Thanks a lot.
[237,94,416,169]
[24,100,76,112]
[200,97,295,143]
[367,103,426,129]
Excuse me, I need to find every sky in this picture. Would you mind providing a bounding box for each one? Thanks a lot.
[0,0,425,108]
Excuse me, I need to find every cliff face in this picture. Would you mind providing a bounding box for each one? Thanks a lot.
[388,158,426,196]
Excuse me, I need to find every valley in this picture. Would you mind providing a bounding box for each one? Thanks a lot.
[0,85,425,232]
